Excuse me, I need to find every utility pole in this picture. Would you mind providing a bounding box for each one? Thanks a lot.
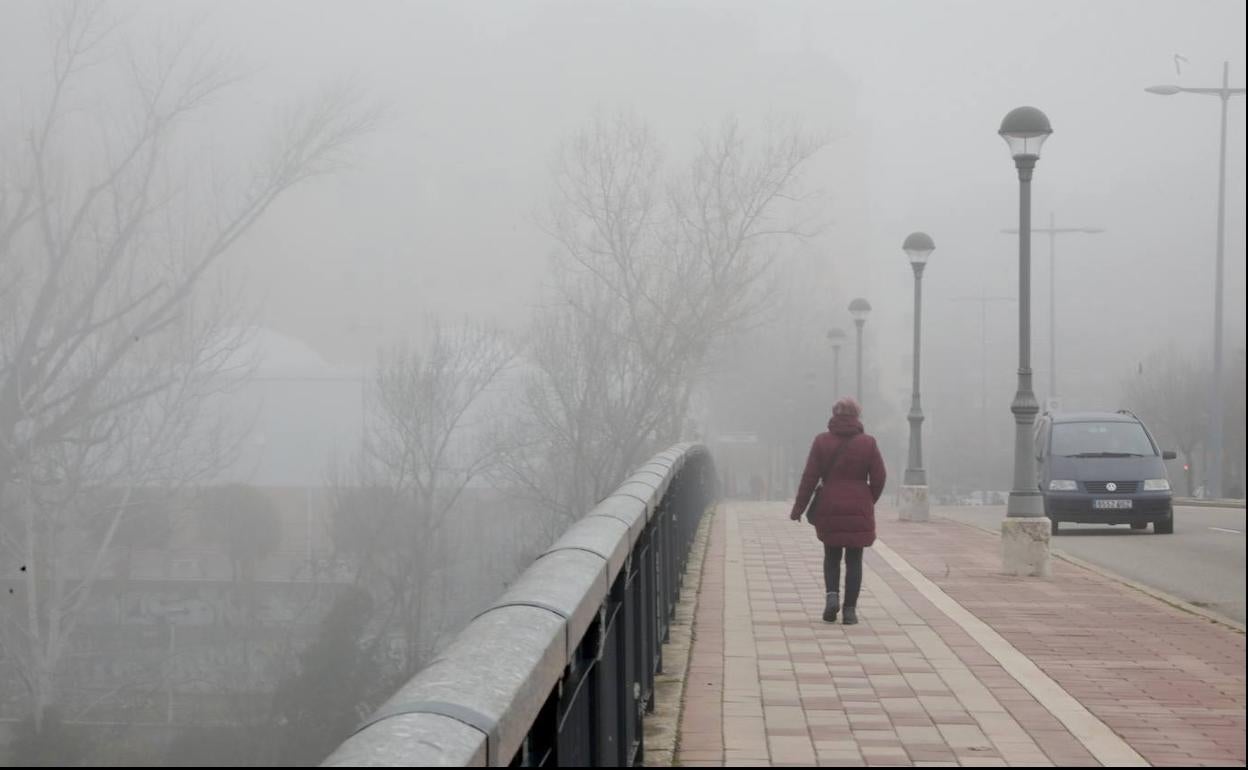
[951,292,1016,493]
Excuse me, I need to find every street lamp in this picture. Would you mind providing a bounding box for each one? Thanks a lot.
[999,105,1052,577]
[1001,214,1104,406]
[1146,61,1245,499]
[901,232,934,522]
[849,298,872,403]
[826,327,847,398]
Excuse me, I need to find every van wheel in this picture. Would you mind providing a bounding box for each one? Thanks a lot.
[1050,518,1060,536]
[1130,521,1148,530]
[1154,514,1174,535]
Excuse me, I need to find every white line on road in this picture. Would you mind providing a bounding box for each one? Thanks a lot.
[1209,526,1243,535]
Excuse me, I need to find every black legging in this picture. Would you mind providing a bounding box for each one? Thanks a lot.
[824,545,863,608]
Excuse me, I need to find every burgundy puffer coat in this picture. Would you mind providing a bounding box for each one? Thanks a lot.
[790,414,888,548]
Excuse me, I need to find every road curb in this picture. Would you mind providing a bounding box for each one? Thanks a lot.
[1174,498,1246,510]
[1050,549,1246,633]
[934,512,1246,634]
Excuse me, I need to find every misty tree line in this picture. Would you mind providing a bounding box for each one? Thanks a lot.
[912,346,1248,502]
[0,4,829,766]
[0,2,380,764]
[1122,346,1247,498]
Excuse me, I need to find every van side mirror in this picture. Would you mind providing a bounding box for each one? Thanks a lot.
[1162,450,1178,461]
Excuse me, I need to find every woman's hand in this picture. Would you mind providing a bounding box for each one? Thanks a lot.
[790,510,803,522]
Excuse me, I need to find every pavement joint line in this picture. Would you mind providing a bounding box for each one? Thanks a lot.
[873,538,1149,767]
[1209,526,1243,534]
[935,511,1247,633]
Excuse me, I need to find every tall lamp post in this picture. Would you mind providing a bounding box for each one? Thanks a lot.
[1146,62,1244,499]
[849,298,872,404]
[152,605,190,723]
[952,292,1016,493]
[999,106,1053,577]
[1001,214,1103,407]
[900,233,935,522]
[826,327,846,399]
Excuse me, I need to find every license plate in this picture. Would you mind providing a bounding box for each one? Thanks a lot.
[1094,499,1133,510]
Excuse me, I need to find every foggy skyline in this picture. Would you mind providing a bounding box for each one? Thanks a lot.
[6,1,1240,382]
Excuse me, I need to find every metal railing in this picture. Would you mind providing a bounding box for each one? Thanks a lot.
[322,443,717,767]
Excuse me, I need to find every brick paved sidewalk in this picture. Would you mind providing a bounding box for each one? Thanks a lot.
[676,501,1246,767]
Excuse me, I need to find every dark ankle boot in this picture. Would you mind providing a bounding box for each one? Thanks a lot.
[842,606,858,625]
[823,592,839,622]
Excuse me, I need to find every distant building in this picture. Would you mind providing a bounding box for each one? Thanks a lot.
[212,326,365,488]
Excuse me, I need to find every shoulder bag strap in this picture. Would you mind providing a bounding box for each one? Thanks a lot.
[823,433,859,478]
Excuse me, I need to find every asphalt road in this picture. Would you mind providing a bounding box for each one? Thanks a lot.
[933,504,1247,625]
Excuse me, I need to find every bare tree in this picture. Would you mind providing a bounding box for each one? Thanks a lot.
[1123,347,1210,496]
[195,484,282,584]
[1226,349,1246,497]
[0,3,377,736]
[329,320,513,677]
[503,111,825,521]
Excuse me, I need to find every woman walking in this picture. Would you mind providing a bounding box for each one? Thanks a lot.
[790,397,887,625]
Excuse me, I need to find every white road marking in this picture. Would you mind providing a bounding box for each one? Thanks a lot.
[1209,526,1243,535]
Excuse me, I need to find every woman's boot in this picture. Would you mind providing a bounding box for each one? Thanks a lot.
[823,592,839,623]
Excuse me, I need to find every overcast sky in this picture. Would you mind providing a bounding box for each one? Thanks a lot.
[3,0,1244,408]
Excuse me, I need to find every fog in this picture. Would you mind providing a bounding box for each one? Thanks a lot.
[0,0,1244,764]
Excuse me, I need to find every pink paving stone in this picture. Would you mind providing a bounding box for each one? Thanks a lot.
[675,503,1246,769]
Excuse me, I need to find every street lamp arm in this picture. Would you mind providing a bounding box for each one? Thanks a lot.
[1147,85,1246,97]
[1180,87,1244,96]
[1000,227,1105,234]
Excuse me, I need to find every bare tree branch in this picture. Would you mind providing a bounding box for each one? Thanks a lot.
[505,111,826,518]
[328,319,513,676]
[0,4,379,734]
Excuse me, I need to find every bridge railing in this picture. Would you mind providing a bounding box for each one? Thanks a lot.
[322,443,717,767]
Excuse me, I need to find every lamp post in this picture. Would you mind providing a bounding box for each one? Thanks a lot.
[849,298,872,404]
[1146,62,1244,499]
[952,292,1016,493]
[1001,214,1103,407]
[826,327,846,398]
[900,233,935,522]
[783,395,799,493]
[152,606,190,723]
[999,106,1052,577]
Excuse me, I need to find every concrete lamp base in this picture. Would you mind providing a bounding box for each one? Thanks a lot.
[898,485,930,522]
[1001,518,1052,577]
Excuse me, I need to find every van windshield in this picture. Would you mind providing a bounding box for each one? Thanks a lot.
[1051,421,1156,458]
